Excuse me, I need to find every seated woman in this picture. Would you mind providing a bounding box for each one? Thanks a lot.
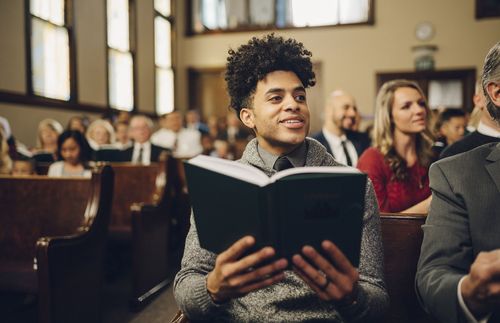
[33,118,64,162]
[48,130,92,178]
[357,79,433,213]
[86,119,116,150]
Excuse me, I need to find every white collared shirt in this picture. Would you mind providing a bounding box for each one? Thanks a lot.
[477,121,500,138]
[457,276,491,323]
[151,128,202,158]
[132,141,151,165]
[322,127,358,167]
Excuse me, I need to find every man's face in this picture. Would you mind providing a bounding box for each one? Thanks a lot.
[441,116,466,145]
[326,93,358,132]
[240,70,310,155]
[167,112,183,132]
[129,118,151,144]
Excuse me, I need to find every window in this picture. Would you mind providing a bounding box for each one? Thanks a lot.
[29,0,72,100]
[154,0,175,115]
[107,0,134,111]
[189,0,373,35]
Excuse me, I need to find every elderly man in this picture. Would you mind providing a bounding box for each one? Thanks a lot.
[311,90,370,166]
[121,115,166,164]
[416,41,500,323]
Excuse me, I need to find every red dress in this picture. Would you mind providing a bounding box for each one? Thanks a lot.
[357,147,430,213]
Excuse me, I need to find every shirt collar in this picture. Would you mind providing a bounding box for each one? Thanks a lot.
[322,127,347,146]
[257,141,307,169]
[477,121,500,138]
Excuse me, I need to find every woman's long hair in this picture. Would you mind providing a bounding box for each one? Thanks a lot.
[372,79,434,181]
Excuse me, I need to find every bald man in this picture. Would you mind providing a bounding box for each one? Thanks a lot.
[311,90,370,167]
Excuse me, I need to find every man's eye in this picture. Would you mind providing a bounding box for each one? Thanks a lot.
[270,96,282,102]
[295,95,306,101]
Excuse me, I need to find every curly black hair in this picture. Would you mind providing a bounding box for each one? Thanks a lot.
[225,34,316,117]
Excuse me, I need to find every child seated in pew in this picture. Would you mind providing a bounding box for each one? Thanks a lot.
[11,157,35,176]
[48,130,92,178]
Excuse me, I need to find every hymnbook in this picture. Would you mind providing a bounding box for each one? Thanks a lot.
[184,155,367,267]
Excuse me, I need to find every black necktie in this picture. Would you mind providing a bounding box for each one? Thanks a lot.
[137,146,143,164]
[341,140,352,166]
[273,156,293,171]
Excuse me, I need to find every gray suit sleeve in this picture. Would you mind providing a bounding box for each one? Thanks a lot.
[416,162,473,323]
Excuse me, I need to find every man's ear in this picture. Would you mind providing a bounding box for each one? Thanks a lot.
[486,82,500,107]
[240,108,255,129]
[473,92,485,110]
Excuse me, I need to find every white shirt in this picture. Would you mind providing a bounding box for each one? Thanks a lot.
[477,121,500,138]
[47,161,92,178]
[151,128,203,158]
[457,276,491,323]
[321,127,358,167]
[132,141,151,165]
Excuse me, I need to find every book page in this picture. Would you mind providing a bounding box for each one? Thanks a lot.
[187,155,270,187]
[270,166,362,183]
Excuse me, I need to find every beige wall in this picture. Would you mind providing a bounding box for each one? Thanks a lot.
[1,0,499,145]
[0,0,159,147]
[174,0,500,132]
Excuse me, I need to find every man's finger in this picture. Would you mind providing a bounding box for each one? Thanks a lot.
[231,258,288,287]
[217,236,255,264]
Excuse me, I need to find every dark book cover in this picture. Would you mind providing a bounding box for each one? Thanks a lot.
[184,156,366,267]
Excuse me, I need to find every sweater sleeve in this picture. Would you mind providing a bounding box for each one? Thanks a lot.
[339,179,389,322]
[173,213,226,319]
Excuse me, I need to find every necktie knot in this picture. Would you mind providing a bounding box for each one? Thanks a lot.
[273,156,293,171]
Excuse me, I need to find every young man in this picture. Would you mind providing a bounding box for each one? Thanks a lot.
[416,41,500,323]
[174,34,388,322]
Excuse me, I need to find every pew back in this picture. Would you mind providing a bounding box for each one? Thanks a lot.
[109,163,164,232]
[0,176,91,271]
[380,213,437,323]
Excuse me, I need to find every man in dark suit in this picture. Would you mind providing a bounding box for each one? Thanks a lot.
[96,115,167,163]
[416,41,500,323]
[440,82,500,159]
[311,90,370,166]
[121,115,167,164]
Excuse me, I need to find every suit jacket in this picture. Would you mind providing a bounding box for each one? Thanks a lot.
[311,129,370,159]
[416,142,500,323]
[95,143,167,162]
[440,131,500,159]
[120,143,167,162]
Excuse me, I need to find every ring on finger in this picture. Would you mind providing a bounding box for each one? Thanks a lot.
[319,277,330,290]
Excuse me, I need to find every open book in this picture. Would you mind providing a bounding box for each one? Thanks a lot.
[184,155,367,267]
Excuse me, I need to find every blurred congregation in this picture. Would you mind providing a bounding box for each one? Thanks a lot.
[0,0,499,323]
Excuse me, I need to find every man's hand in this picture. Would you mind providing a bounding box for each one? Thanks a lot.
[461,249,500,318]
[292,240,359,304]
[206,236,288,303]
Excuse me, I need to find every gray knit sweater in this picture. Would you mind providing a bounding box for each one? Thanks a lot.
[174,138,389,322]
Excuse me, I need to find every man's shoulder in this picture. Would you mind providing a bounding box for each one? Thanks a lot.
[440,131,499,159]
[432,142,499,173]
[305,137,341,166]
[346,130,370,141]
[310,130,326,141]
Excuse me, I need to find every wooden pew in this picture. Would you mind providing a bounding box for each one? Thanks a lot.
[107,156,190,308]
[0,166,114,323]
[380,213,437,323]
